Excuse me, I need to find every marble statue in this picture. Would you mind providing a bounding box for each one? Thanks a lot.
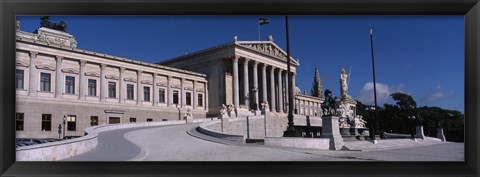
[261,100,269,110]
[219,104,228,117]
[354,116,367,128]
[340,67,349,99]
[184,107,193,119]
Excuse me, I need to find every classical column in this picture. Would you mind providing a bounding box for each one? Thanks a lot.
[262,64,267,104]
[270,66,276,112]
[204,82,208,111]
[119,67,125,103]
[252,61,259,110]
[284,71,288,112]
[180,78,184,108]
[167,76,172,107]
[153,74,158,106]
[232,56,240,108]
[243,58,250,109]
[137,70,141,105]
[28,51,38,96]
[292,72,296,111]
[277,69,283,113]
[79,60,87,100]
[55,56,63,98]
[303,100,306,115]
[193,80,197,109]
[100,64,107,102]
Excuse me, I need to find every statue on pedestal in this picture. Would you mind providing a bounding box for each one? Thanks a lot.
[261,100,269,111]
[340,67,350,100]
[184,107,193,120]
[219,104,229,118]
[354,116,367,128]
[322,89,338,116]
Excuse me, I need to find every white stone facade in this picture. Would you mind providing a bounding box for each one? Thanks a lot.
[159,37,303,117]
[15,28,208,138]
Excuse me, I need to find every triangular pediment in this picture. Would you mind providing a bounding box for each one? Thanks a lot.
[236,41,299,65]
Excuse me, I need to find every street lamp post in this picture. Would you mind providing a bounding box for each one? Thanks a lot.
[63,115,66,139]
[283,16,297,137]
[369,28,380,136]
[365,106,376,142]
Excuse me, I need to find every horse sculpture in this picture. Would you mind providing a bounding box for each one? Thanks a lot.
[322,89,338,116]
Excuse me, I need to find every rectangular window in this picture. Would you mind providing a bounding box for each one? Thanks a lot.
[16,113,24,131]
[40,73,51,92]
[41,114,51,131]
[144,86,150,101]
[130,118,136,123]
[186,92,192,106]
[65,76,75,94]
[159,88,165,103]
[88,79,97,96]
[109,117,120,124]
[108,82,116,98]
[16,69,24,89]
[147,118,153,122]
[67,115,76,131]
[127,84,134,100]
[90,116,98,126]
[198,94,203,107]
[173,90,179,104]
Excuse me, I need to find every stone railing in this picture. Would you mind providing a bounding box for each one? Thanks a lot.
[16,118,216,161]
[198,119,246,143]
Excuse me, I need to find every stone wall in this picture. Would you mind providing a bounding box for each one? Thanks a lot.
[16,98,207,138]
[202,114,322,139]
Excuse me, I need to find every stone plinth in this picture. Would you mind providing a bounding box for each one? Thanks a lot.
[437,128,446,141]
[185,116,194,124]
[321,116,345,150]
[415,126,425,139]
[264,137,330,150]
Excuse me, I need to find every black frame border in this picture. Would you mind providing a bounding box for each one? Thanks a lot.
[1,0,479,176]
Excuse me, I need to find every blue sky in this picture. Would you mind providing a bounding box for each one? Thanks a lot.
[17,16,464,113]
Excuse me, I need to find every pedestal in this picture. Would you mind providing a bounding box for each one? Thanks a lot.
[320,116,345,150]
[184,116,194,124]
[221,117,229,133]
[415,125,425,139]
[437,128,446,141]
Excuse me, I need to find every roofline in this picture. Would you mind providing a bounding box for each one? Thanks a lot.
[16,34,207,78]
[158,40,300,66]
[157,42,235,65]
[237,41,300,65]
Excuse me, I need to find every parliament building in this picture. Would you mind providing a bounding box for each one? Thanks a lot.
[15,23,324,139]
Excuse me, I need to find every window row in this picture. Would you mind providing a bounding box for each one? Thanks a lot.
[15,113,76,131]
[16,69,204,106]
[15,113,173,131]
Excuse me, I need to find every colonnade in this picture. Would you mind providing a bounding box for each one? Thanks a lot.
[294,95,323,117]
[231,55,296,113]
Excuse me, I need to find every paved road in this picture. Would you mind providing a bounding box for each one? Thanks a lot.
[65,123,464,161]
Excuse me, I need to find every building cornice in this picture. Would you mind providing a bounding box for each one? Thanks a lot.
[16,35,207,78]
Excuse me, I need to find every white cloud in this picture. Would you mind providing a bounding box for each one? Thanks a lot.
[422,91,453,103]
[355,82,394,105]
